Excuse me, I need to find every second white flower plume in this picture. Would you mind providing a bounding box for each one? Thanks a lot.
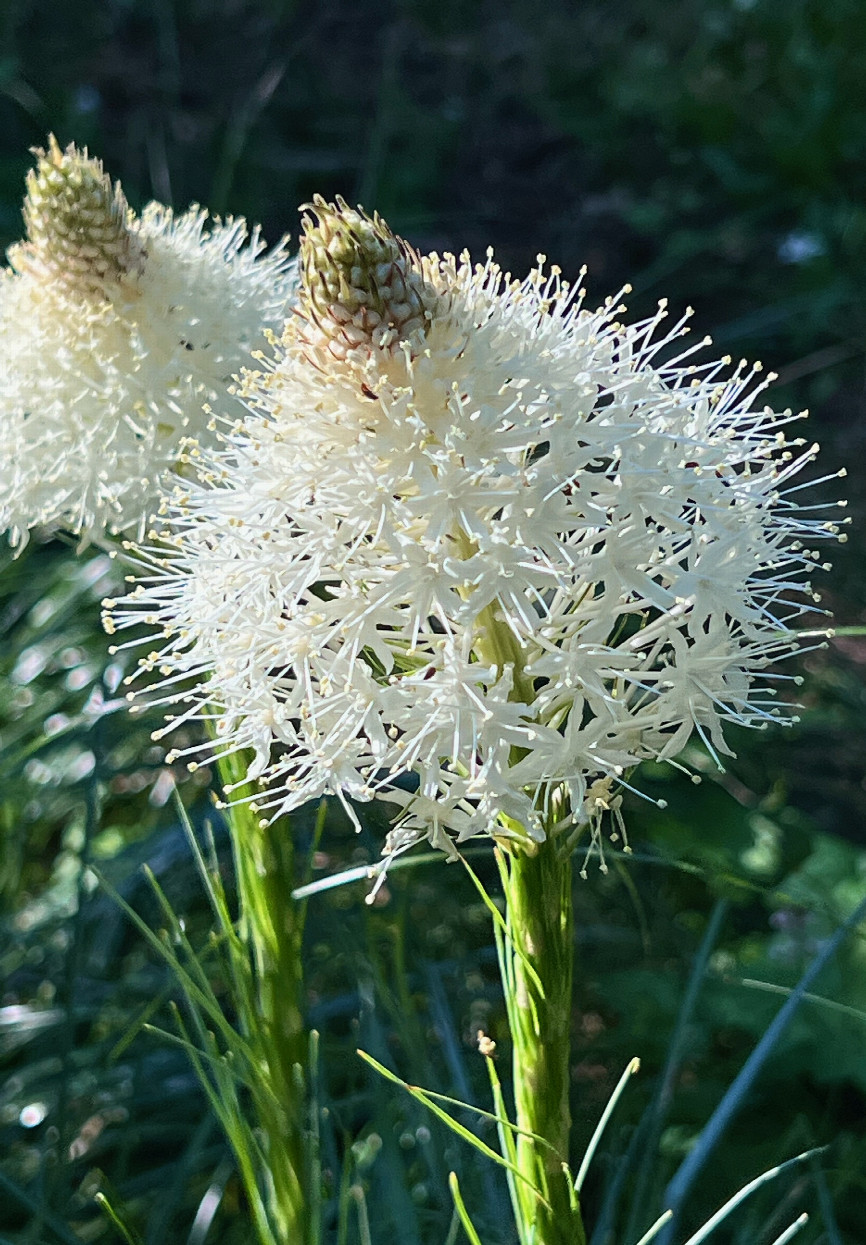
[0,137,297,546]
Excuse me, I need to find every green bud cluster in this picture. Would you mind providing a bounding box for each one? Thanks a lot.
[12,135,144,292]
[297,195,440,354]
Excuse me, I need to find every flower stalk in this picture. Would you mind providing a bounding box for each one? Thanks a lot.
[477,603,585,1245]
[499,838,585,1245]
[212,745,319,1245]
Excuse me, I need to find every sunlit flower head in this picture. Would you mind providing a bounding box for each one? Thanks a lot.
[105,198,844,869]
[0,136,297,547]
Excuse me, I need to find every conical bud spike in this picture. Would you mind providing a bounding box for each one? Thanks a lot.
[11,135,144,292]
[295,195,443,359]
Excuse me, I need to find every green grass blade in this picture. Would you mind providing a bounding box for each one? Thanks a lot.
[480,1047,521,1230]
[681,1149,825,1245]
[360,1047,557,1150]
[94,1193,143,1245]
[109,985,174,1061]
[357,1049,552,1204]
[767,1214,809,1245]
[174,792,237,942]
[93,867,258,1067]
[575,1057,641,1193]
[142,1024,257,1095]
[447,1173,484,1245]
[443,1208,462,1245]
[168,1008,278,1245]
[306,1029,323,1245]
[352,1184,373,1245]
[291,846,491,900]
[461,851,545,1000]
[736,977,866,1025]
[662,888,866,1235]
[632,1211,674,1245]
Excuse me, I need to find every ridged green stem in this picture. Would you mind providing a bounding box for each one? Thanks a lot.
[472,597,586,1245]
[501,841,586,1245]
[215,746,314,1245]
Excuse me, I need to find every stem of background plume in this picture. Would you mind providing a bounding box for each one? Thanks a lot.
[213,744,314,1245]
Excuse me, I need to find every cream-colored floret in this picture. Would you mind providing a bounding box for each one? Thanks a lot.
[106,200,843,867]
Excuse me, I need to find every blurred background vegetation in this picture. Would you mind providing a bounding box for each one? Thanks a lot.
[1,1,865,1242]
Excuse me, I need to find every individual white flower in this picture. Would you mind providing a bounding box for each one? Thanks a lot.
[0,136,297,547]
[105,197,844,867]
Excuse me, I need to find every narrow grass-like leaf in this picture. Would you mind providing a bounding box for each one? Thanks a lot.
[491,898,514,1004]
[357,1049,552,1203]
[291,846,490,900]
[633,1211,673,1245]
[481,1050,517,1168]
[448,1173,484,1245]
[186,1156,234,1245]
[94,1192,143,1245]
[617,902,728,1245]
[352,1184,373,1245]
[141,864,222,992]
[575,1057,641,1193]
[486,850,547,1000]
[767,1213,809,1245]
[736,977,866,1025]
[443,1207,462,1245]
[362,1047,557,1150]
[306,1029,323,1245]
[680,1148,825,1245]
[109,984,173,1061]
[179,804,258,1039]
[93,867,258,1068]
[142,1023,255,1094]
[168,1006,277,1245]
[480,1045,521,1227]
[175,792,235,941]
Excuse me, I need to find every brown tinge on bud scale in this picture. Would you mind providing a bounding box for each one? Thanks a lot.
[294,195,443,360]
[8,135,145,294]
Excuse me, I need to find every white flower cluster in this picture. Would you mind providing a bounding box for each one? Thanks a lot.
[105,200,843,866]
[0,137,296,547]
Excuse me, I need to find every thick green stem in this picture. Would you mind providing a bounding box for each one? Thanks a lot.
[216,747,313,1245]
[501,840,585,1245]
[471,587,586,1243]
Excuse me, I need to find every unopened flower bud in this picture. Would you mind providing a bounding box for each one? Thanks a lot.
[295,195,442,358]
[10,135,144,292]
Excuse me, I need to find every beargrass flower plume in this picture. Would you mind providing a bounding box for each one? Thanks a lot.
[0,136,297,547]
[104,197,845,871]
